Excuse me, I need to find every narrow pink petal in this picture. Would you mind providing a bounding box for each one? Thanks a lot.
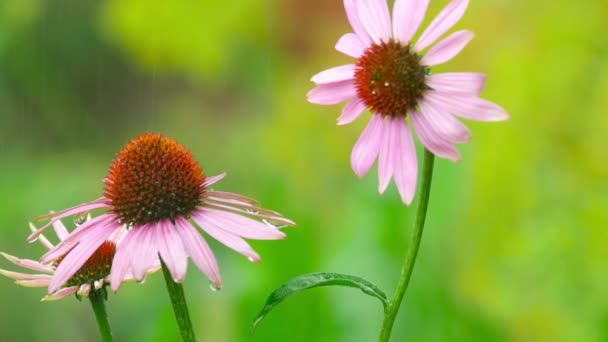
[335,33,366,58]
[419,100,471,143]
[29,199,111,242]
[338,97,367,126]
[411,111,461,161]
[43,286,78,301]
[307,80,356,105]
[131,225,159,282]
[344,0,372,46]
[201,202,295,228]
[52,220,69,241]
[421,30,474,66]
[311,65,356,85]
[111,228,141,291]
[0,252,54,273]
[48,223,117,293]
[203,190,259,205]
[393,120,418,205]
[195,208,286,240]
[202,172,227,188]
[174,217,222,288]
[29,223,53,250]
[355,0,392,44]
[426,91,510,121]
[377,117,396,193]
[351,114,384,177]
[0,269,51,281]
[156,220,188,283]
[191,213,261,262]
[16,278,52,288]
[393,0,430,43]
[415,0,470,51]
[426,72,486,96]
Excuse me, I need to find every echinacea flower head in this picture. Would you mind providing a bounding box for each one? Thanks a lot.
[307,0,509,205]
[0,219,146,301]
[28,133,295,294]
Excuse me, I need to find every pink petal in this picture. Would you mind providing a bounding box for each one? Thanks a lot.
[43,286,78,301]
[419,100,472,143]
[29,199,111,242]
[378,117,396,193]
[0,252,54,273]
[191,213,261,262]
[48,223,117,293]
[195,208,286,240]
[393,0,430,43]
[0,269,51,282]
[156,220,188,283]
[307,80,356,105]
[426,72,486,96]
[415,0,470,52]
[344,0,372,46]
[29,223,53,250]
[335,33,366,58]
[355,0,392,44]
[131,225,159,282]
[351,115,385,177]
[411,111,461,161]
[111,228,141,291]
[393,120,418,205]
[338,97,367,125]
[202,172,227,188]
[421,30,473,66]
[16,278,53,288]
[174,217,222,288]
[311,64,356,85]
[52,220,69,241]
[426,91,510,121]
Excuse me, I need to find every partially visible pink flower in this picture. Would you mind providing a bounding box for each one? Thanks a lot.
[307,0,509,205]
[28,133,295,294]
[0,219,154,301]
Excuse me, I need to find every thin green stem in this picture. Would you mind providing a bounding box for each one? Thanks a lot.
[161,260,197,342]
[378,149,435,342]
[88,288,114,342]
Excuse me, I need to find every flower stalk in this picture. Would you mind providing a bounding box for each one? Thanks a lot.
[88,288,114,342]
[378,149,435,341]
[161,260,197,342]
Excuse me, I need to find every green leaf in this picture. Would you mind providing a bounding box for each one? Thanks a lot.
[253,272,388,329]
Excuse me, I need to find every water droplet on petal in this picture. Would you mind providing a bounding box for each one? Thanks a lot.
[209,282,221,292]
[247,257,256,262]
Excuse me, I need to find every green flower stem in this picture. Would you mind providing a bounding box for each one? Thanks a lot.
[88,288,114,342]
[379,149,435,342]
[161,260,197,342]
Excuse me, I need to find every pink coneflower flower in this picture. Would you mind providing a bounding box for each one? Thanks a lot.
[28,133,294,294]
[307,0,509,204]
[0,219,147,301]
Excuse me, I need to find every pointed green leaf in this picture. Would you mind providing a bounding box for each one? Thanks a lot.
[253,272,388,329]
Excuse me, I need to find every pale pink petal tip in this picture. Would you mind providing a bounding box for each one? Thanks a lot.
[421,30,474,66]
[338,97,367,126]
[392,0,430,44]
[203,172,227,188]
[335,33,366,58]
[351,115,384,178]
[311,65,355,85]
[307,81,356,105]
[415,0,470,52]
[42,287,78,301]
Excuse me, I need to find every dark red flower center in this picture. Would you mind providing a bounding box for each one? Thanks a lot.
[104,133,205,225]
[57,242,116,287]
[354,40,429,117]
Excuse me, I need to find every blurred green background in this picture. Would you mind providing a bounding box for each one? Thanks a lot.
[1,0,607,341]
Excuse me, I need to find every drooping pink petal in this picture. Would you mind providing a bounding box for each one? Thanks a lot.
[355,0,392,44]
[202,172,227,188]
[344,0,372,46]
[307,80,357,105]
[203,190,259,205]
[419,100,472,143]
[52,220,69,241]
[425,91,510,122]
[42,286,78,301]
[426,72,486,96]
[156,220,188,283]
[16,278,53,288]
[415,0,470,52]
[29,223,54,250]
[110,228,141,291]
[421,30,474,66]
[0,252,54,273]
[411,111,461,161]
[200,201,295,227]
[191,212,261,262]
[0,269,52,282]
[196,208,286,240]
[311,65,356,85]
[378,117,395,193]
[48,223,117,293]
[393,120,418,205]
[174,217,222,288]
[393,0,430,43]
[338,97,367,125]
[335,33,366,58]
[351,114,385,177]
[130,225,159,282]
[29,199,111,242]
